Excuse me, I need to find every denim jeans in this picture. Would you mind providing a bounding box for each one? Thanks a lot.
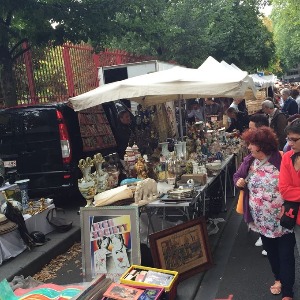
[261,232,296,298]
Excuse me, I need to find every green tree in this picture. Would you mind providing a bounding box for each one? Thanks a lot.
[0,0,123,107]
[271,0,300,70]
[104,0,275,72]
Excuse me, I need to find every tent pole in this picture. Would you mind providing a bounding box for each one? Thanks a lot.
[179,99,184,141]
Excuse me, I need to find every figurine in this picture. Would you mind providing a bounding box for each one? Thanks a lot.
[134,157,148,179]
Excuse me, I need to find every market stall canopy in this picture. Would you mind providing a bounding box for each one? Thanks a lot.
[70,56,257,111]
[249,73,276,90]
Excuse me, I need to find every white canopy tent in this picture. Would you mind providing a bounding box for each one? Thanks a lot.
[249,73,276,90]
[70,56,257,111]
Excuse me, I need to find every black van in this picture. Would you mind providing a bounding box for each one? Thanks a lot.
[0,101,130,206]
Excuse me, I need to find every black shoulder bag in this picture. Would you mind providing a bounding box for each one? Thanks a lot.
[280,201,300,230]
[46,208,73,233]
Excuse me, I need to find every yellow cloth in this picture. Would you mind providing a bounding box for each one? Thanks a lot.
[236,190,244,214]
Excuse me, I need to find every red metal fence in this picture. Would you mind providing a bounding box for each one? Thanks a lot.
[94,49,154,69]
[4,43,154,107]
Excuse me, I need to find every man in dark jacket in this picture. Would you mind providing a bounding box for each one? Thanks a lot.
[115,110,135,159]
[262,100,287,150]
[225,107,249,133]
[281,88,298,116]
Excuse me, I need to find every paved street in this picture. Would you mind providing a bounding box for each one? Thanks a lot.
[30,199,300,300]
[2,194,299,300]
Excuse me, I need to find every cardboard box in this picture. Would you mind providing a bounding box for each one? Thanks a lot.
[120,265,178,300]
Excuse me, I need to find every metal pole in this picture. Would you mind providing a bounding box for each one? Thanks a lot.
[178,99,184,141]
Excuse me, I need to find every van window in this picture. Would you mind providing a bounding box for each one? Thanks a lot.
[21,110,58,134]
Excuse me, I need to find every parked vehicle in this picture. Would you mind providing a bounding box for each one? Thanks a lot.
[0,101,131,206]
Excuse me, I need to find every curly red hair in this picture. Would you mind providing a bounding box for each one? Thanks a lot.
[241,126,278,155]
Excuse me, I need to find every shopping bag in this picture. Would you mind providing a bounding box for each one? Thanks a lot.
[280,201,300,230]
[236,190,244,214]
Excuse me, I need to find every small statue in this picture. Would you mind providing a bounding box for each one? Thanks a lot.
[134,157,148,179]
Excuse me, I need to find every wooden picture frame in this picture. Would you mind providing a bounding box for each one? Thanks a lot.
[149,217,213,281]
[80,206,141,282]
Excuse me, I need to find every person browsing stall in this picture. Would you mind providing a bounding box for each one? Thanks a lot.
[233,127,295,300]
[283,115,300,153]
[204,98,222,120]
[225,107,249,134]
[248,114,269,129]
[115,110,135,159]
[261,99,287,150]
[248,113,270,255]
[187,100,205,122]
[279,118,300,260]
[281,88,298,116]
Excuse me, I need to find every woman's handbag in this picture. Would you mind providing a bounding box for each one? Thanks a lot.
[236,190,244,214]
[46,208,73,233]
[280,201,300,230]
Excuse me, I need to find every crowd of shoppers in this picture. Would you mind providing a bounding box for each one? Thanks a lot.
[232,83,300,300]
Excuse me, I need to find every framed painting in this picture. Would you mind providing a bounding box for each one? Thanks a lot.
[149,217,213,281]
[80,206,141,282]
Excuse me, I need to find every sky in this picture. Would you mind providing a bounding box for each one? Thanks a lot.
[260,5,272,16]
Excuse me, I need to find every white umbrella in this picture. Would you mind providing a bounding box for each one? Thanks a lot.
[70,56,256,111]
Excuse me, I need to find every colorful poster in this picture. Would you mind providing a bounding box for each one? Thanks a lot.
[89,215,133,282]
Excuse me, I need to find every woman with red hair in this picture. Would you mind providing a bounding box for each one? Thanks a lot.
[233,126,295,300]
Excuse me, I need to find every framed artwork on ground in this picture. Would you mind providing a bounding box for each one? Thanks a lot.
[149,217,213,281]
[80,206,141,282]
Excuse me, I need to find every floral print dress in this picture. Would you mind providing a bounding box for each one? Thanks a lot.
[247,159,292,238]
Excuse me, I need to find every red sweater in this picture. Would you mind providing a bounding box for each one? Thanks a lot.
[279,150,300,225]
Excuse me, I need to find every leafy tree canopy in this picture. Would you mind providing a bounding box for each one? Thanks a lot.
[103,0,275,72]
[0,0,125,106]
[271,0,300,70]
[0,0,275,106]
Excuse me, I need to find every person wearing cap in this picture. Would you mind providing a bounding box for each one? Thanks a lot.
[281,88,298,116]
[261,99,287,150]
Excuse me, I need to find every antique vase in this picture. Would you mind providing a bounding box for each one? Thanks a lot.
[15,179,30,210]
[159,142,170,159]
[93,153,109,194]
[78,157,96,207]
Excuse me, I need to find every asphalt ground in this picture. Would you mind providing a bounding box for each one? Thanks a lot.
[10,199,300,300]
[5,167,300,299]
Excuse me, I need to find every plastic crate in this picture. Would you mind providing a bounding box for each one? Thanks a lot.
[120,265,178,300]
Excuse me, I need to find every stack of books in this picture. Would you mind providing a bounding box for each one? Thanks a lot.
[102,282,163,300]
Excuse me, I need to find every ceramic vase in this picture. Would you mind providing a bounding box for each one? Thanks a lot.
[15,179,30,210]
[93,153,109,194]
[160,142,170,159]
[175,142,184,160]
[78,157,96,207]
